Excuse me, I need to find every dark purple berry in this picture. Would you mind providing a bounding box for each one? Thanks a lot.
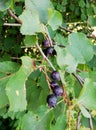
[51,71,61,81]
[43,47,56,57]
[53,86,63,96]
[43,40,50,48]
[47,94,57,108]
[47,47,54,55]
[50,81,59,90]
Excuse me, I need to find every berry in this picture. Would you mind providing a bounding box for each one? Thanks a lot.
[47,94,57,108]
[53,86,63,96]
[50,81,59,90]
[51,71,61,81]
[43,40,50,48]
[47,47,54,55]
[43,47,56,57]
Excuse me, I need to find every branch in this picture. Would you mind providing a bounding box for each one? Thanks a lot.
[7,9,22,24]
[36,43,56,71]
[44,26,53,46]
[3,23,21,26]
[89,115,94,130]
[59,26,73,33]
[60,26,96,40]
[76,111,81,130]
[72,73,84,87]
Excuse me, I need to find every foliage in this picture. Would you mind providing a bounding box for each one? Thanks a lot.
[0,0,96,130]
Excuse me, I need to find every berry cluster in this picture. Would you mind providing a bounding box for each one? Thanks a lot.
[42,40,64,108]
[43,40,56,56]
[47,71,63,108]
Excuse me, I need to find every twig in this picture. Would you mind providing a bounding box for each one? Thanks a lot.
[11,57,20,60]
[3,23,21,26]
[36,43,56,71]
[72,73,84,87]
[76,111,81,130]
[60,26,96,40]
[62,84,70,106]
[59,26,73,33]
[7,9,22,24]
[89,115,94,130]
[44,26,53,46]
[87,34,96,40]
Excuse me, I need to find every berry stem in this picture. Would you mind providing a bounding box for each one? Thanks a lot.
[76,111,81,130]
[44,26,53,47]
[36,43,56,71]
[62,84,70,106]
[72,73,84,87]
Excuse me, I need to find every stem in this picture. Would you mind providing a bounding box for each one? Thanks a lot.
[3,23,21,26]
[89,116,94,130]
[59,26,73,33]
[68,106,71,130]
[76,111,81,130]
[7,9,22,24]
[36,43,56,71]
[72,73,84,87]
[62,84,70,106]
[44,26,53,46]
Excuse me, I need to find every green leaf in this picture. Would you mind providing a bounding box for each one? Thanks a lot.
[26,71,49,112]
[51,113,67,130]
[55,45,78,72]
[24,35,37,47]
[0,61,19,108]
[6,56,33,112]
[79,71,96,82]
[88,16,96,26]
[25,0,50,23]
[81,115,90,128]
[88,55,96,71]
[78,79,96,110]
[0,78,9,108]
[68,33,93,63]
[55,32,94,73]
[79,105,90,118]
[26,79,41,111]
[0,0,11,11]
[19,10,44,35]
[79,0,85,8]
[54,33,68,46]
[21,106,53,130]
[0,61,19,74]
[48,9,62,30]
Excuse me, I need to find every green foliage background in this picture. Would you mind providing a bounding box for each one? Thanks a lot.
[0,0,96,130]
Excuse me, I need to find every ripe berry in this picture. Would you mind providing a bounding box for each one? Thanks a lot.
[47,47,55,55]
[51,71,61,81]
[43,47,56,57]
[43,40,50,48]
[50,81,59,90]
[47,94,57,108]
[53,86,63,96]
